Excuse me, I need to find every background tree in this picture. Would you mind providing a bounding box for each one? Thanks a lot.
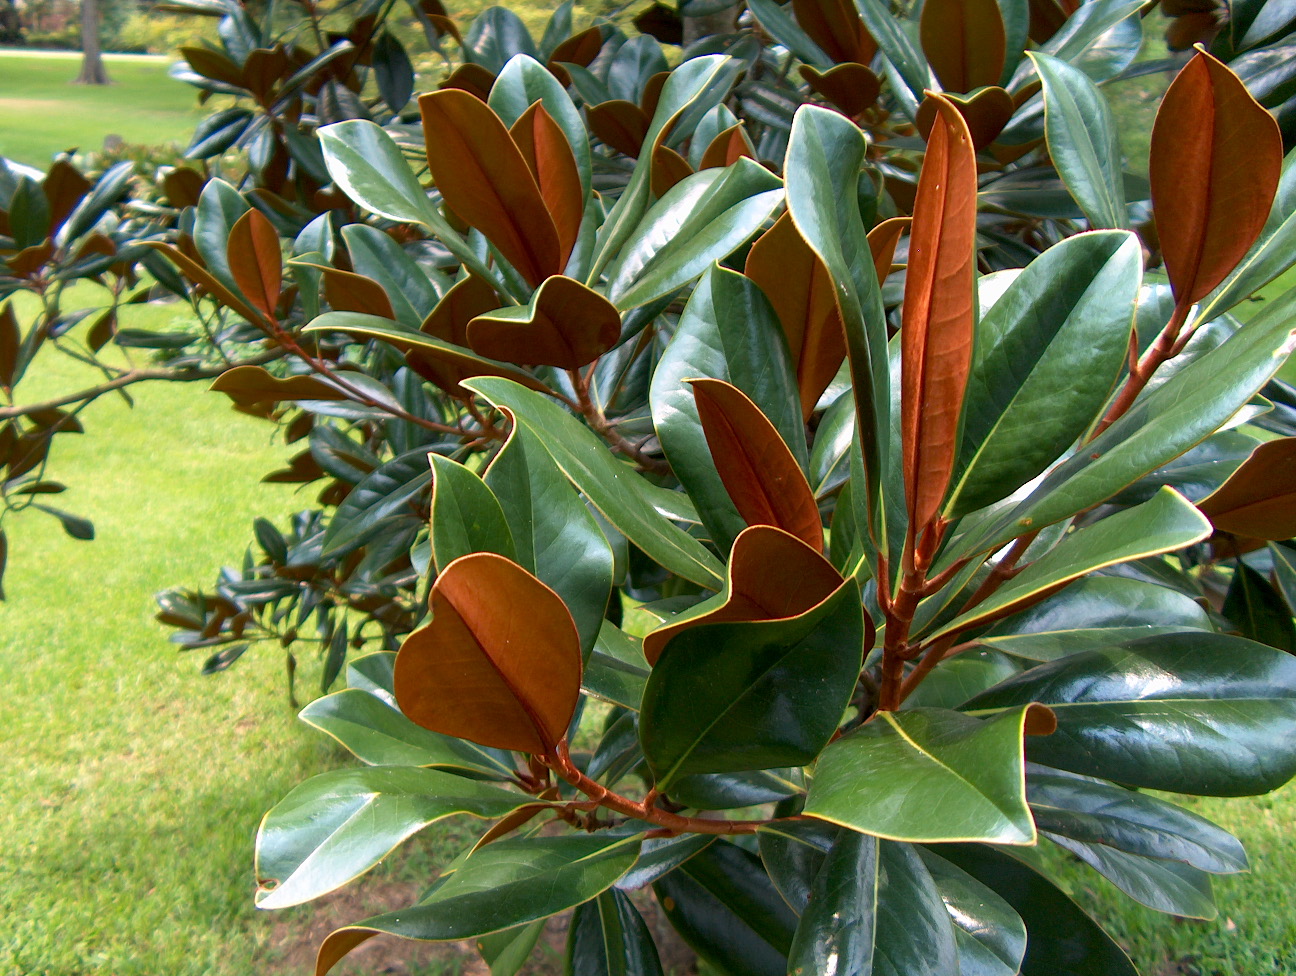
[75,0,109,84]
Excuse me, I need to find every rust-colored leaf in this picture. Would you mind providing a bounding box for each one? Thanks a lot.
[902,94,978,531]
[228,209,282,321]
[163,167,206,209]
[689,377,822,550]
[744,212,846,419]
[587,100,651,158]
[467,275,620,370]
[644,525,847,664]
[641,72,670,119]
[42,160,91,233]
[412,272,501,394]
[145,242,267,327]
[210,364,349,408]
[916,87,1014,150]
[548,25,604,69]
[650,144,694,198]
[393,552,582,755]
[510,101,583,266]
[419,89,562,288]
[6,241,55,279]
[86,308,115,353]
[699,123,756,171]
[1198,438,1296,541]
[1150,50,1282,305]
[179,45,244,87]
[0,302,18,393]
[423,273,499,345]
[439,62,494,100]
[792,0,876,64]
[921,0,1007,93]
[867,216,910,286]
[321,267,396,319]
[1027,0,1079,43]
[242,45,289,101]
[799,63,882,118]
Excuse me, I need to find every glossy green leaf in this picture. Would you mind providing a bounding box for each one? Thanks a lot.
[788,835,959,976]
[300,688,515,775]
[1027,765,1247,874]
[785,106,890,553]
[952,285,1296,558]
[318,833,642,973]
[484,413,613,657]
[607,160,783,310]
[255,767,530,909]
[428,454,517,573]
[1030,53,1127,230]
[917,848,1026,976]
[194,178,250,301]
[590,55,738,281]
[900,650,1022,710]
[321,448,432,557]
[1223,560,1296,653]
[650,265,804,551]
[615,834,715,891]
[979,576,1212,662]
[464,376,724,589]
[964,632,1296,795]
[347,650,396,699]
[758,819,837,914]
[945,231,1141,517]
[745,0,832,69]
[668,769,802,811]
[854,0,933,105]
[341,223,443,328]
[639,578,863,790]
[302,312,554,394]
[489,54,592,201]
[1045,833,1217,918]
[653,839,796,976]
[479,919,546,976]
[318,120,498,284]
[932,488,1210,639]
[565,889,663,976]
[937,845,1136,976]
[804,706,1039,844]
[583,622,649,710]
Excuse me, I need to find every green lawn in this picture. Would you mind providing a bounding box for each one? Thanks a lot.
[0,50,204,168]
[0,290,353,974]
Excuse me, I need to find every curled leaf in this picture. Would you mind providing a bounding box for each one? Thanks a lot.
[467,275,621,369]
[644,525,850,664]
[509,101,584,266]
[394,552,582,755]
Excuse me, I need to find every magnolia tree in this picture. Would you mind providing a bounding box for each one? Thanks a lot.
[6,0,1296,973]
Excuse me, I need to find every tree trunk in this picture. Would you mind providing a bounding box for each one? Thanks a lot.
[0,0,23,44]
[75,0,110,86]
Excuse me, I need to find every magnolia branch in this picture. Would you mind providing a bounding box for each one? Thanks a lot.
[0,350,285,421]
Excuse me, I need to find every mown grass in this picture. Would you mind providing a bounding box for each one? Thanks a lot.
[0,51,204,168]
[0,289,345,975]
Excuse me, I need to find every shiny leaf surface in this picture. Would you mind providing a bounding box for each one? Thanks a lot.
[804,706,1042,844]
